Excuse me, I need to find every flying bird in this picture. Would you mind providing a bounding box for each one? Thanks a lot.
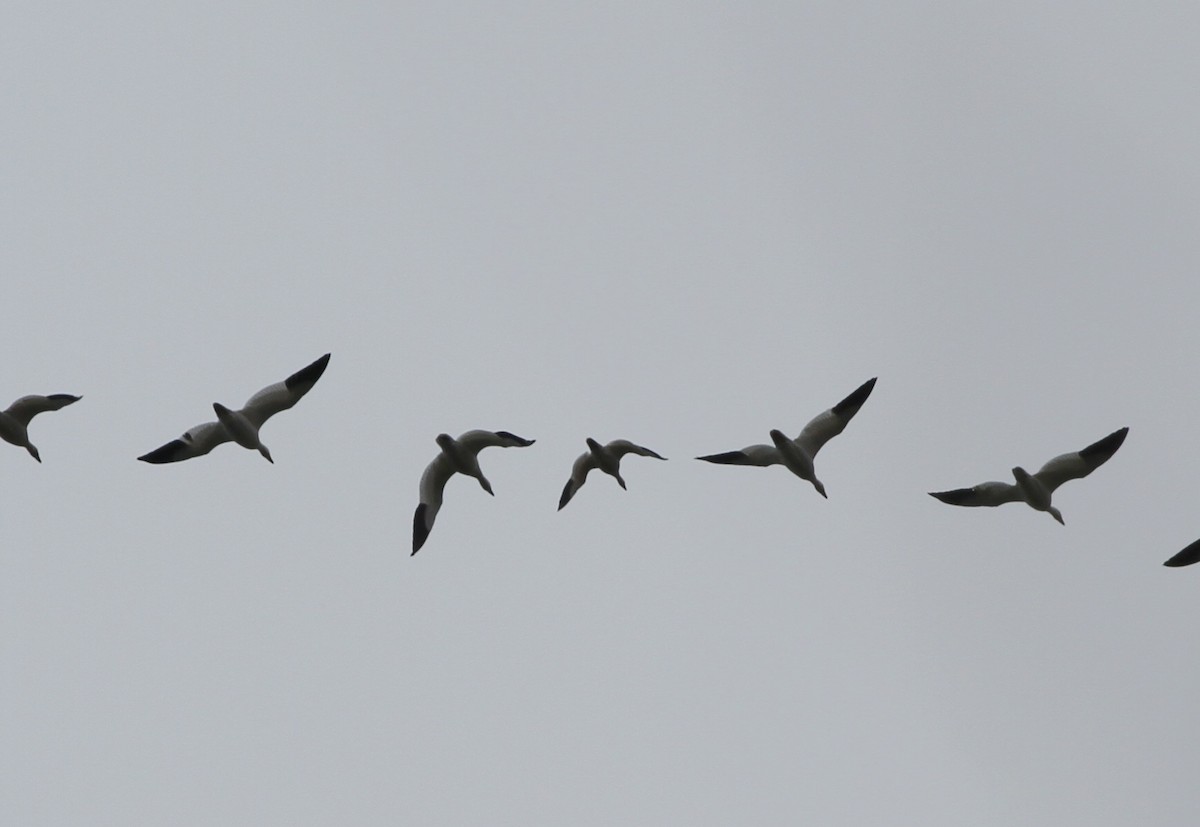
[558,438,666,510]
[412,430,536,555]
[1163,539,1200,568]
[0,394,82,462]
[138,353,330,464]
[696,377,877,497]
[929,426,1128,525]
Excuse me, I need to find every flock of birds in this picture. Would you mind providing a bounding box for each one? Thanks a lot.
[6,352,1200,567]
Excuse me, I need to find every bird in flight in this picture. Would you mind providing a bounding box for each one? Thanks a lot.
[558,438,666,510]
[0,393,82,462]
[696,377,877,498]
[412,430,536,555]
[929,426,1128,525]
[138,353,330,464]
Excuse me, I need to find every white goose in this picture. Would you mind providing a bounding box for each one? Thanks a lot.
[929,426,1128,524]
[138,353,330,464]
[0,394,81,462]
[696,377,877,497]
[558,438,666,510]
[412,430,536,555]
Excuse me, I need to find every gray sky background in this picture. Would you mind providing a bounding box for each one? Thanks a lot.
[3,2,1199,824]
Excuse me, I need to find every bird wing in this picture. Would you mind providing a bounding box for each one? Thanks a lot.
[455,430,536,454]
[605,439,666,460]
[928,481,1023,507]
[1032,427,1128,493]
[794,377,877,459]
[1164,538,1200,568]
[558,452,598,510]
[413,453,455,554]
[5,394,81,426]
[138,420,231,464]
[696,444,780,466]
[241,353,331,428]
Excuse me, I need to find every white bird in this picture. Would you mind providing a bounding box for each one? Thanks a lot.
[696,377,877,497]
[929,426,1128,525]
[138,353,330,464]
[0,394,82,462]
[412,430,536,555]
[558,438,666,510]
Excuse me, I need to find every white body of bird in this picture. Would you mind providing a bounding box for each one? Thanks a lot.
[138,353,330,465]
[0,394,82,462]
[558,438,666,510]
[929,427,1128,525]
[412,430,536,555]
[696,377,877,498]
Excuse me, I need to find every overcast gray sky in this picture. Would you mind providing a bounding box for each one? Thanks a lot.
[3,2,1199,824]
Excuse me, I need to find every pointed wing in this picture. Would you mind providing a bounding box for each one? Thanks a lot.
[5,394,81,426]
[1033,427,1128,493]
[605,439,666,460]
[138,420,231,464]
[558,452,598,510]
[794,377,877,459]
[412,503,436,555]
[696,444,780,467]
[456,430,536,453]
[413,453,455,554]
[928,481,1022,508]
[1164,538,1200,568]
[241,353,331,428]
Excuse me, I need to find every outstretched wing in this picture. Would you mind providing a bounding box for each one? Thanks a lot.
[456,430,536,452]
[928,481,1023,508]
[5,394,81,426]
[605,439,666,460]
[794,377,877,459]
[696,444,779,467]
[1033,427,1128,494]
[413,454,455,554]
[241,353,331,428]
[558,452,598,510]
[138,421,231,464]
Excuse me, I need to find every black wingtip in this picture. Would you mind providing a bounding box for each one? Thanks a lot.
[696,451,747,465]
[928,488,972,506]
[558,481,574,511]
[831,377,878,418]
[1080,426,1129,464]
[47,394,82,404]
[285,353,331,392]
[1163,538,1200,568]
[412,504,429,555]
[138,440,187,464]
[494,430,535,446]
